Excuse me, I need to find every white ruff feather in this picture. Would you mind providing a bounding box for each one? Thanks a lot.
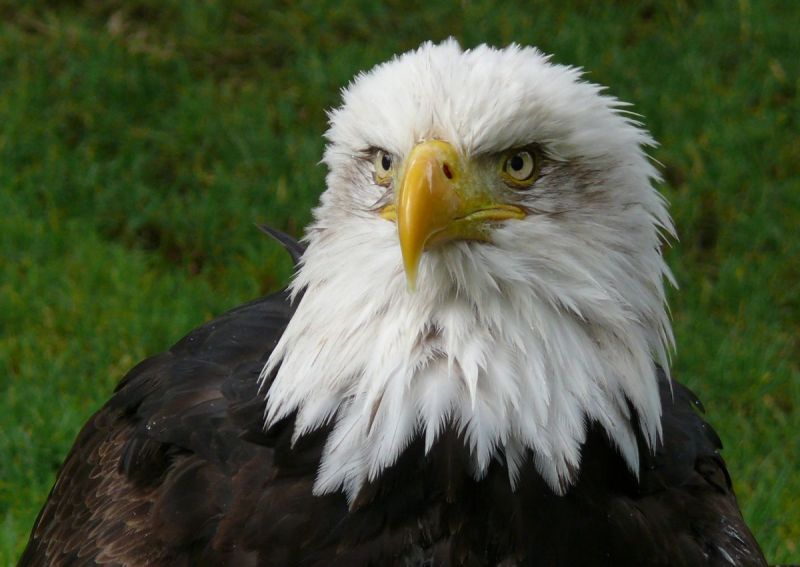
[261,40,675,503]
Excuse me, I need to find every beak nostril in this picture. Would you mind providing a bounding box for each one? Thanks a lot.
[442,163,453,180]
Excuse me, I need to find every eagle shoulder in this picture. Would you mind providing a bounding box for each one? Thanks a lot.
[18,292,312,566]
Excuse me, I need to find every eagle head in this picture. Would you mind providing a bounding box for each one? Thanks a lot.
[263,39,675,502]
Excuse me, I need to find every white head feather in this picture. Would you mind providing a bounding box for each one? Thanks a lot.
[261,39,675,502]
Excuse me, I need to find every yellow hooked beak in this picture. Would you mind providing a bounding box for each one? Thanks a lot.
[381,140,526,290]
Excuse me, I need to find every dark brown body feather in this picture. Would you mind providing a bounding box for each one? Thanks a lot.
[20,284,767,566]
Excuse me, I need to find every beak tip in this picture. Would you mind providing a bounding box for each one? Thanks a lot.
[401,243,421,293]
[405,270,418,293]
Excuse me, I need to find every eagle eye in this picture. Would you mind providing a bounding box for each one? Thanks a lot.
[373,150,394,186]
[501,149,540,188]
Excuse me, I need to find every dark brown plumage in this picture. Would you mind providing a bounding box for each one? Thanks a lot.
[19,233,767,567]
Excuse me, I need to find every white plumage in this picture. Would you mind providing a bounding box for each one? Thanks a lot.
[262,39,675,503]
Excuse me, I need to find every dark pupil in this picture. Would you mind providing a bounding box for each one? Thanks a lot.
[381,154,392,171]
[509,154,525,172]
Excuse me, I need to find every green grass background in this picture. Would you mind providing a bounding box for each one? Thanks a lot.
[0,0,797,564]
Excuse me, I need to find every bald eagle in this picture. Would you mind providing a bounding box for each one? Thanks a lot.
[21,40,767,567]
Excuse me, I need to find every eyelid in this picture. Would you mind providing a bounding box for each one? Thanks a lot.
[353,146,383,162]
[508,143,542,157]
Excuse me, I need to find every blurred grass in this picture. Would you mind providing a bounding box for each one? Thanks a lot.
[0,0,797,564]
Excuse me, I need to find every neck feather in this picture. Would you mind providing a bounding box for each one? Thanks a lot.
[262,215,671,502]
